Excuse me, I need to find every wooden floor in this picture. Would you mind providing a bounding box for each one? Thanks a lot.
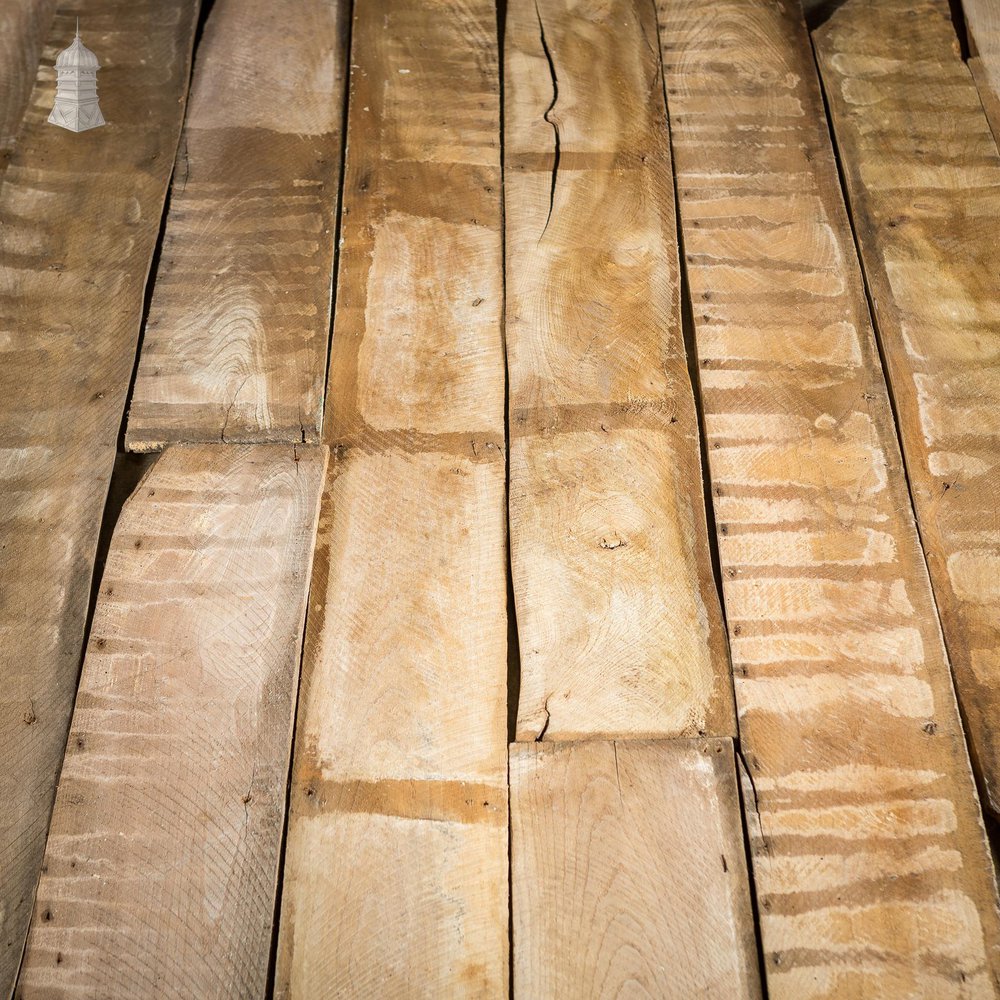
[2,0,1000,996]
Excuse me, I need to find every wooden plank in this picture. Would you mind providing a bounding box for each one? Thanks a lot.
[0,0,56,174]
[16,444,326,997]
[963,0,1000,146]
[511,738,762,999]
[657,1,1000,995]
[274,0,508,995]
[124,0,348,451]
[0,3,199,991]
[814,0,1000,818]
[504,0,733,741]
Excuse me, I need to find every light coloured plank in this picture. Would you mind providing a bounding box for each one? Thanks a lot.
[511,738,762,999]
[125,0,349,450]
[274,0,509,995]
[0,4,200,991]
[964,0,1000,146]
[0,0,56,174]
[17,443,327,997]
[504,0,733,741]
[814,0,1000,818]
[658,0,1000,995]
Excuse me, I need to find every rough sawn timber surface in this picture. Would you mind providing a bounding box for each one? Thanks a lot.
[125,0,349,450]
[0,3,199,993]
[16,444,326,998]
[962,0,1000,146]
[0,0,56,175]
[658,0,1000,996]
[274,0,509,995]
[814,0,1000,817]
[511,738,762,999]
[504,0,734,741]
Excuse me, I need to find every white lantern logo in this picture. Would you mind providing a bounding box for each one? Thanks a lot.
[48,20,106,133]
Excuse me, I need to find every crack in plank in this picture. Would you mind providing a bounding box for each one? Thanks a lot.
[534,0,561,243]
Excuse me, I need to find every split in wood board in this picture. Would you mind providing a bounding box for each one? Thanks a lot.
[17,444,326,996]
[125,0,349,450]
[814,0,1000,818]
[0,3,199,991]
[274,0,510,995]
[962,0,1000,146]
[511,739,762,999]
[505,0,734,742]
[658,0,1000,994]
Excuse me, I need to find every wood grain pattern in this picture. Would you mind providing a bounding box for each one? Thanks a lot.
[814,0,1000,818]
[963,0,1000,146]
[16,444,326,998]
[504,0,733,742]
[0,4,199,992]
[511,738,762,999]
[125,0,349,450]
[658,0,1000,995]
[0,0,56,175]
[274,0,508,995]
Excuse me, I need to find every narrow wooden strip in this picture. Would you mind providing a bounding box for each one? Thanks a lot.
[658,0,1000,995]
[16,444,326,996]
[125,0,349,450]
[504,0,733,741]
[511,738,762,998]
[0,0,56,173]
[0,4,199,991]
[963,0,1000,145]
[814,0,1000,818]
[274,0,508,995]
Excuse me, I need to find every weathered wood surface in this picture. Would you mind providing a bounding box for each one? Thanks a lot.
[16,444,326,998]
[814,0,1000,820]
[0,0,56,175]
[274,0,508,995]
[511,738,761,999]
[658,0,1000,995]
[125,0,349,451]
[504,0,733,741]
[0,3,199,992]
[963,0,1000,146]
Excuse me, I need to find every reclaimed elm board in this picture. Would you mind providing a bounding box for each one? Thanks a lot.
[272,0,511,995]
[125,0,349,450]
[658,0,1000,995]
[510,738,761,998]
[16,444,326,998]
[2,0,1000,995]
[504,0,734,742]
[814,0,1000,818]
[0,2,199,994]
